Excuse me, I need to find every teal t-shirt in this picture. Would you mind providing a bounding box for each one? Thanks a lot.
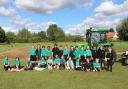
[80,50,86,56]
[93,62,101,68]
[46,50,52,57]
[76,61,80,67]
[63,49,69,55]
[15,60,20,66]
[86,50,91,56]
[30,49,36,55]
[54,58,61,64]
[41,49,47,56]
[40,59,46,64]
[73,50,80,59]
[3,59,9,65]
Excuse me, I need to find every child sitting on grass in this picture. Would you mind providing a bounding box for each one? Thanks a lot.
[59,56,66,70]
[93,58,101,72]
[75,59,81,70]
[54,55,61,69]
[34,57,47,71]
[24,57,33,70]
[47,56,53,70]
[85,59,92,72]
[66,57,74,70]
[3,56,11,71]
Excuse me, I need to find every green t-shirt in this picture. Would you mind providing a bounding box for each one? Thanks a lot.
[73,50,80,59]
[54,58,61,64]
[80,50,86,56]
[93,62,100,68]
[15,60,20,66]
[86,50,91,56]
[40,59,46,64]
[3,59,9,65]
[41,49,47,56]
[76,61,80,67]
[46,50,52,57]
[30,48,36,55]
[63,49,69,55]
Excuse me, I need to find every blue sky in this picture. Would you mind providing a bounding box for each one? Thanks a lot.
[0,0,127,35]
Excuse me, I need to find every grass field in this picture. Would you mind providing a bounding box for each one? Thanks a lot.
[0,42,128,89]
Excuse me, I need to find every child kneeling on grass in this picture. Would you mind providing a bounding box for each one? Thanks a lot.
[47,56,53,70]
[3,56,11,71]
[66,57,74,70]
[93,58,101,72]
[75,59,81,71]
[85,59,93,72]
[34,57,47,71]
[53,55,61,69]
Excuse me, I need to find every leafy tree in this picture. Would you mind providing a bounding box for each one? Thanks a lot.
[109,28,114,32]
[6,32,16,43]
[47,24,65,41]
[38,31,46,40]
[0,26,6,42]
[17,28,32,42]
[117,18,128,41]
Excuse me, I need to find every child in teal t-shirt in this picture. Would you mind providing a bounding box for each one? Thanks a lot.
[15,57,21,69]
[63,46,69,61]
[29,46,36,56]
[73,47,80,60]
[54,55,60,69]
[46,47,52,57]
[93,59,101,72]
[41,46,47,57]
[3,56,11,71]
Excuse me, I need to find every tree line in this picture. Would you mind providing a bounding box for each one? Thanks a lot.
[0,24,84,43]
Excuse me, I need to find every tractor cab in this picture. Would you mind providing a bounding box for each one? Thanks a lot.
[86,27,113,49]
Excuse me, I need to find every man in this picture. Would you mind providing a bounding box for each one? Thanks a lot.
[52,44,60,59]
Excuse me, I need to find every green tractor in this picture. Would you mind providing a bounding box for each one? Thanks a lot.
[86,27,113,48]
[76,27,113,50]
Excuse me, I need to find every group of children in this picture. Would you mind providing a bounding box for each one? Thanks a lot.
[2,44,115,72]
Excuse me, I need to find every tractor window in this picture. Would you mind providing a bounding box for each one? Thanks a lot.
[91,32,106,46]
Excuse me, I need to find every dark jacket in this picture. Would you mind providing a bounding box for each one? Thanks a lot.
[97,49,105,59]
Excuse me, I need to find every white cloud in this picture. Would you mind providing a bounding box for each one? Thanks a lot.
[2,26,17,33]
[95,0,128,17]
[10,16,32,27]
[15,0,92,15]
[0,7,15,17]
[0,0,10,5]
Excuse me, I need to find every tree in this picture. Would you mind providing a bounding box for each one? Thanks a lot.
[17,28,32,42]
[116,18,128,41]
[0,26,6,43]
[38,31,46,40]
[6,32,16,43]
[47,24,65,41]
[109,28,114,32]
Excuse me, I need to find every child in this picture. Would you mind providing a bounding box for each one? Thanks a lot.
[36,44,41,60]
[54,55,61,69]
[24,57,33,70]
[3,56,11,71]
[93,58,101,72]
[75,60,81,71]
[15,57,21,69]
[85,59,92,72]
[85,46,92,62]
[47,56,53,70]
[66,57,74,70]
[80,47,86,70]
[46,46,52,59]
[30,46,37,61]
[73,46,80,67]
[41,45,47,59]
[60,56,66,70]
[63,45,69,61]
[34,57,47,71]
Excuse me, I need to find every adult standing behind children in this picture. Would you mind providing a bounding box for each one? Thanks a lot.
[52,44,60,59]
[106,47,115,72]
[97,46,105,69]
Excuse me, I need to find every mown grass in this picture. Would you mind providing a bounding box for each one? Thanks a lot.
[0,41,128,89]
